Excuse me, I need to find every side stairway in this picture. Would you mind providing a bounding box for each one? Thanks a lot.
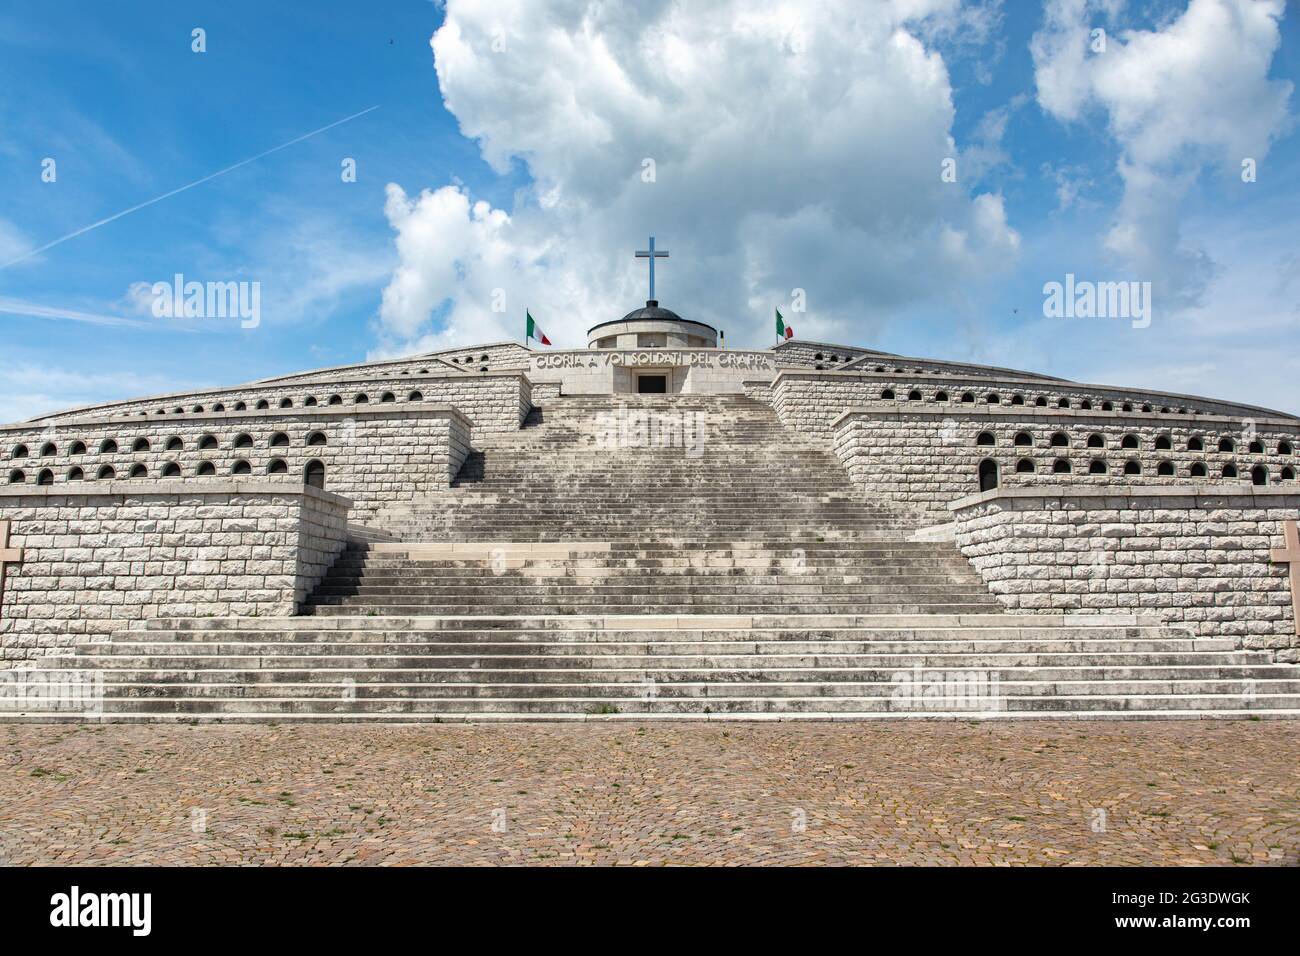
[29,394,1300,721]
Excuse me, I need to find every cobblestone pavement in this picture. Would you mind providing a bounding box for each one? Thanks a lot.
[1,721,1297,865]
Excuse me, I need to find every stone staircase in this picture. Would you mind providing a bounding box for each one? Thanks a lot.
[372,394,925,543]
[30,613,1300,720]
[301,395,999,616]
[32,393,1300,720]
[301,541,1001,616]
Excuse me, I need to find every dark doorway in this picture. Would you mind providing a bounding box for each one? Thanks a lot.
[978,458,998,492]
[637,375,667,394]
[304,459,326,489]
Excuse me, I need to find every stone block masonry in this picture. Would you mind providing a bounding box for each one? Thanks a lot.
[773,369,1294,447]
[24,371,529,436]
[4,405,471,524]
[246,342,534,385]
[530,382,562,403]
[833,407,1298,520]
[0,482,350,665]
[949,485,1300,660]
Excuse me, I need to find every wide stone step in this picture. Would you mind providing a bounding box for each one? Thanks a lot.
[336,547,965,559]
[19,708,1298,723]
[324,562,978,574]
[114,622,1222,643]
[305,604,1003,616]
[78,693,1300,715]
[71,651,1274,669]
[397,517,904,524]
[319,564,980,579]
[355,540,954,550]
[81,638,1246,658]
[77,664,1295,685]
[306,593,1000,606]
[324,554,976,567]
[309,584,995,596]
[306,582,992,597]
[375,528,919,537]
[98,628,1231,649]
[410,501,905,508]
[142,616,1170,632]
[98,678,1300,701]
[307,586,996,598]
[379,541,933,549]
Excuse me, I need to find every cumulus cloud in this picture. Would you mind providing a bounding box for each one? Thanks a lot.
[1031,0,1293,308]
[372,0,1021,355]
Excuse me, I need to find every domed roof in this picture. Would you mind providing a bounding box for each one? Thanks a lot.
[587,301,717,337]
[618,300,688,323]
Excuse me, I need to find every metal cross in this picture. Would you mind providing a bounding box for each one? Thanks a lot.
[1269,518,1300,637]
[635,236,669,301]
[0,520,22,622]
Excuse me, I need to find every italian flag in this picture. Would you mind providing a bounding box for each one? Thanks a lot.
[776,307,793,340]
[526,310,552,346]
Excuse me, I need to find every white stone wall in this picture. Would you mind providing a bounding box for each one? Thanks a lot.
[773,371,1292,445]
[426,343,532,373]
[833,408,1299,519]
[515,376,533,431]
[0,482,351,664]
[531,382,562,403]
[771,342,876,368]
[527,349,780,395]
[4,406,472,524]
[949,486,1300,659]
[23,372,529,436]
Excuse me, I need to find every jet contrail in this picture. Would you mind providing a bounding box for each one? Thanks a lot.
[1,104,380,270]
[0,296,194,331]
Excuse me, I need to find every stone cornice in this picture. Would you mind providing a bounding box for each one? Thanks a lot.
[15,374,527,427]
[831,405,1300,431]
[771,338,888,355]
[776,369,1297,421]
[948,482,1300,513]
[1,404,471,436]
[0,479,353,506]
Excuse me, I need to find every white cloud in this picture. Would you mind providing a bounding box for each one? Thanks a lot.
[959,96,1027,183]
[0,217,31,264]
[1031,0,1293,307]
[1039,161,1097,212]
[0,363,197,424]
[372,0,1021,355]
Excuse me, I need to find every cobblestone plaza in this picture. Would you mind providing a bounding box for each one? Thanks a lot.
[2,721,1296,866]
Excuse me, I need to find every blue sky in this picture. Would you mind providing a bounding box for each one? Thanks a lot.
[1,0,1297,420]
